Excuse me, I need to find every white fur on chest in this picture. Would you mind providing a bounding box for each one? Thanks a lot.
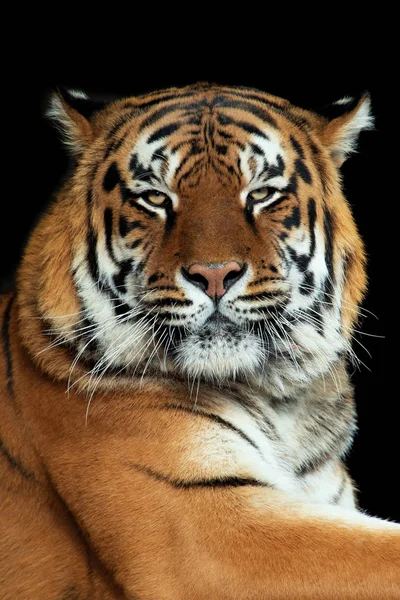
[177,395,354,508]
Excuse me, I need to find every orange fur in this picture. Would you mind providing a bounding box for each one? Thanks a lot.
[1,297,399,598]
[1,85,398,599]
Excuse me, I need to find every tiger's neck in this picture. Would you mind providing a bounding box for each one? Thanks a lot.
[16,186,89,385]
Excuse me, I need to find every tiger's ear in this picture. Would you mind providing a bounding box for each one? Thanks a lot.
[47,88,107,155]
[316,93,374,167]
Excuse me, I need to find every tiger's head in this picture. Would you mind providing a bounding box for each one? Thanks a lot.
[19,84,371,396]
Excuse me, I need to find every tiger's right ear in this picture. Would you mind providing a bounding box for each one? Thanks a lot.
[47,88,107,155]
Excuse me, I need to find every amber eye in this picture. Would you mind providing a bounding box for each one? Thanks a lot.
[142,191,169,206]
[247,187,273,203]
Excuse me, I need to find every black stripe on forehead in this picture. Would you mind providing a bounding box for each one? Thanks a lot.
[215,90,331,195]
[214,89,311,130]
[134,91,198,111]
[212,97,278,128]
[129,93,288,186]
[174,150,200,180]
[137,92,278,135]
[105,92,199,140]
[223,86,290,109]
[107,87,311,152]
[139,99,210,132]
[104,135,126,160]
[177,157,204,189]
[147,123,182,144]
[220,89,312,130]
[106,110,137,139]
[217,113,270,139]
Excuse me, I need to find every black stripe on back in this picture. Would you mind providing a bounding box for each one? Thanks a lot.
[44,469,94,589]
[1,295,15,398]
[129,463,271,489]
[0,436,36,481]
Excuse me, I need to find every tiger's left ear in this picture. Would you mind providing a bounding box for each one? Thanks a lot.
[47,88,107,155]
[316,93,374,167]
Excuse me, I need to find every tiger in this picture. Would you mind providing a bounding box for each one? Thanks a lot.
[0,83,399,600]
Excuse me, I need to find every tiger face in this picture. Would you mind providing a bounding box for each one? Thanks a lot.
[34,84,371,394]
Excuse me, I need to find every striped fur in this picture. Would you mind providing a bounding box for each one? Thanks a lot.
[1,84,398,599]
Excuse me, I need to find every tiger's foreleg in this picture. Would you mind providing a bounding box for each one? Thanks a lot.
[66,466,400,599]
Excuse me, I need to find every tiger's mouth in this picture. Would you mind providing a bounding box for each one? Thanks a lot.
[159,309,249,346]
[195,312,239,336]
[158,309,265,381]
[123,283,343,387]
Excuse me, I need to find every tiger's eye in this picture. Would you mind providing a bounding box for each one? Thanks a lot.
[144,191,168,206]
[248,188,272,202]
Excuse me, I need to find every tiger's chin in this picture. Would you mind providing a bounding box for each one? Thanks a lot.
[164,313,342,395]
[171,315,264,382]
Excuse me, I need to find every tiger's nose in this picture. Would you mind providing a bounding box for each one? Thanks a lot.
[182,262,247,298]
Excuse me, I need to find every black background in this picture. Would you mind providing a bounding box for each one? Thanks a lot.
[1,41,397,521]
